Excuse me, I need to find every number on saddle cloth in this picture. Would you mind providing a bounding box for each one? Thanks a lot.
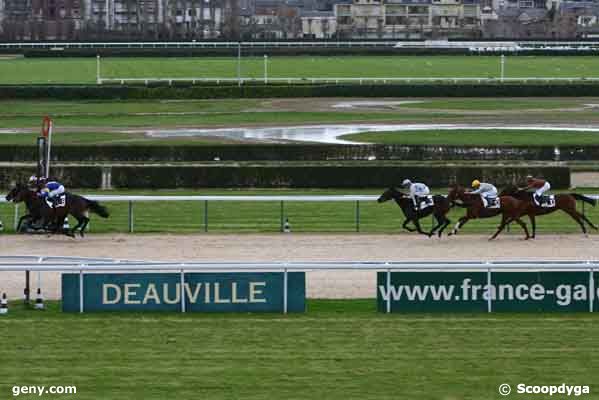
[418,195,434,210]
[46,194,66,208]
[537,195,555,208]
[486,196,500,209]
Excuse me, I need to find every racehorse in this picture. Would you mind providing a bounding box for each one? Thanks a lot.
[377,187,453,237]
[500,185,597,238]
[5,183,109,237]
[447,185,531,240]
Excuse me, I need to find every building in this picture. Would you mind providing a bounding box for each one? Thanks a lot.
[30,0,84,40]
[333,0,481,39]
[301,10,336,38]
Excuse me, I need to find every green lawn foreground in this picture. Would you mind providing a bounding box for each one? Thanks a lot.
[1,189,598,235]
[4,56,599,84]
[0,300,598,400]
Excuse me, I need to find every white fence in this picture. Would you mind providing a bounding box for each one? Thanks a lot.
[3,41,599,50]
[0,257,597,313]
[1,194,597,233]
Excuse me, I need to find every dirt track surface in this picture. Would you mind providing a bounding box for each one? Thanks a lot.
[1,234,598,300]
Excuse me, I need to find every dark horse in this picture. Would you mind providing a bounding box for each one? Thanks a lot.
[5,183,109,237]
[378,187,453,237]
[500,185,597,238]
[447,185,531,240]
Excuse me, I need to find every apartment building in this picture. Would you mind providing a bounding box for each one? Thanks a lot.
[334,0,481,38]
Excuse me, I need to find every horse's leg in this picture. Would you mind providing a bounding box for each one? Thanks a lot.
[528,214,537,239]
[581,213,599,231]
[16,214,31,232]
[449,216,469,236]
[489,215,512,241]
[438,217,451,237]
[412,218,429,237]
[428,214,443,237]
[564,209,588,237]
[513,217,531,240]
[402,219,416,232]
[70,216,86,237]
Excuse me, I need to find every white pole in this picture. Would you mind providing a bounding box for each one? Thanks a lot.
[96,55,101,84]
[264,54,268,84]
[500,54,505,83]
[237,42,241,87]
[45,118,52,178]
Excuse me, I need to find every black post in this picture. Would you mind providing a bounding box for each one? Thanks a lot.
[25,271,30,305]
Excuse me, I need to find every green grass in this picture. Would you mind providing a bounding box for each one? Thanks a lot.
[0,131,241,146]
[400,98,589,110]
[341,129,599,146]
[1,188,597,235]
[0,111,459,130]
[4,56,599,84]
[1,300,598,400]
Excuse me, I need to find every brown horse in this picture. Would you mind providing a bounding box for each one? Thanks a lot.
[5,183,109,237]
[447,185,531,240]
[500,185,597,238]
[378,187,453,237]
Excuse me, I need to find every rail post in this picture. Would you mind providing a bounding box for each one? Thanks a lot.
[128,201,134,233]
[79,267,84,313]
[96,54,102,84]
[283,266,288,314]
[280,201,285,232]
[589,265,595,313]
[386,264,391,314]
[204,200,208,232]
[264,54,268,84]
[487,266,492,313]
[13,204,19,231]
[500,54,505,83]
[180,268,186,313]
[355,200,360,232]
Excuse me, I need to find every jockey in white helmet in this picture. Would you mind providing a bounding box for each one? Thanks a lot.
[402,179,430,211]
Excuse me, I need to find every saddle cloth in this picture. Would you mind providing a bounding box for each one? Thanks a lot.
[537,195,555,208]
[419,195,434,210]
[486,196,501,209]
[45,194,66,208]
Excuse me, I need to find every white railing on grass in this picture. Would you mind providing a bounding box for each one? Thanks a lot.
[4,41,599,50]
[1,194,597,233]
[0,259,597,314]
[97,76,599,85]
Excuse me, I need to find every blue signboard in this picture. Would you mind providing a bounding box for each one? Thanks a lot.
[62,272,305,313]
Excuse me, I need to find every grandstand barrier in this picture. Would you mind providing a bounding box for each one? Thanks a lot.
[0,259,598,314]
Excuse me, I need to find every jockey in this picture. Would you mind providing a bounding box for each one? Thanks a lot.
[402,179,430,211]
[37,179,65,207]
[470,180,497,208]
[524,175,551,206]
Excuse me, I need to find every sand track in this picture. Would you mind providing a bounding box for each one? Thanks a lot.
[1,234,598,299]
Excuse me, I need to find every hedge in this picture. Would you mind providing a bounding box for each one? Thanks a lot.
[0,165,570,189]
[5,83,599,100]
[0,145,596,163]
[0,166,102,189]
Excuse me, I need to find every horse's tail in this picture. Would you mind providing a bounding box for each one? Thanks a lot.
[86,199,110,218]
[571,193,597,207]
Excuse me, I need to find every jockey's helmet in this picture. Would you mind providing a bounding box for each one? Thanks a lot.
[401,179,412,188]
[526,175,534,182]
[472,179,480,188]
[28,175,39,187]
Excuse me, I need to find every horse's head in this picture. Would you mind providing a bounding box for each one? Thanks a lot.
[499,184,518,197]
[5,183,31,203]
[447,185,465,202]
[378,187,405,203]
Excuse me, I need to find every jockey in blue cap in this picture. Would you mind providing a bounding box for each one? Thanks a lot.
[30,175,65,207]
